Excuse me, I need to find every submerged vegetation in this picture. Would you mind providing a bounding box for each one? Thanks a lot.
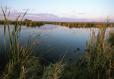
[0,7,114,79]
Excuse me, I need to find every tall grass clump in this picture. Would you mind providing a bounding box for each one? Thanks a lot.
[0,7,34,79]
[108,31,114,47]
[42,61,64,79]
[82,24,113,79]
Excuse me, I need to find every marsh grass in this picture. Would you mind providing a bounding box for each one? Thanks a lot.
[42,61,64,79]
[0,7,33,79]
[80,22,114,79]
[108,31,114,47]
[84,29,112,79]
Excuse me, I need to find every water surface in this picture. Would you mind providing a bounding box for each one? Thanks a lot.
[0,24,112,63]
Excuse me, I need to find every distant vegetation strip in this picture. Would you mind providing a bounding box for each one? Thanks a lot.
[0,20,114,27]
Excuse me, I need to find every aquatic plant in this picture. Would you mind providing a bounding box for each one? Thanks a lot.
[0,7,32,79]
[82,22,113,79]
[108,31,114,47]
[42,62,64,79]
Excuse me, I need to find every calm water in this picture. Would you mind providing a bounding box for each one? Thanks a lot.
[0,24,113,63]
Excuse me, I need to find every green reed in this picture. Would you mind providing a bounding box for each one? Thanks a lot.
[1,7,32,79]
[79,20,113,79]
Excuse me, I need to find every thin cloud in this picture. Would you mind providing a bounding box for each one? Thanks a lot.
[78,12,87,15]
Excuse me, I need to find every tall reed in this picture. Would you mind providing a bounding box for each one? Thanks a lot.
[1,7,32,79]
[83,23,113,79]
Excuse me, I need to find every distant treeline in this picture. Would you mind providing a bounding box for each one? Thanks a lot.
[0,19,114,28]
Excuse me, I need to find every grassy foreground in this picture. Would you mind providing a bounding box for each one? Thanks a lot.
[0,7,114,79]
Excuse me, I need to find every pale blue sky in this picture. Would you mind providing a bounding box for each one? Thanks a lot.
[0,0,114,19]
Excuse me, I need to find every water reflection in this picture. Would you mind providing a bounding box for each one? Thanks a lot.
[0,24,109,63]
